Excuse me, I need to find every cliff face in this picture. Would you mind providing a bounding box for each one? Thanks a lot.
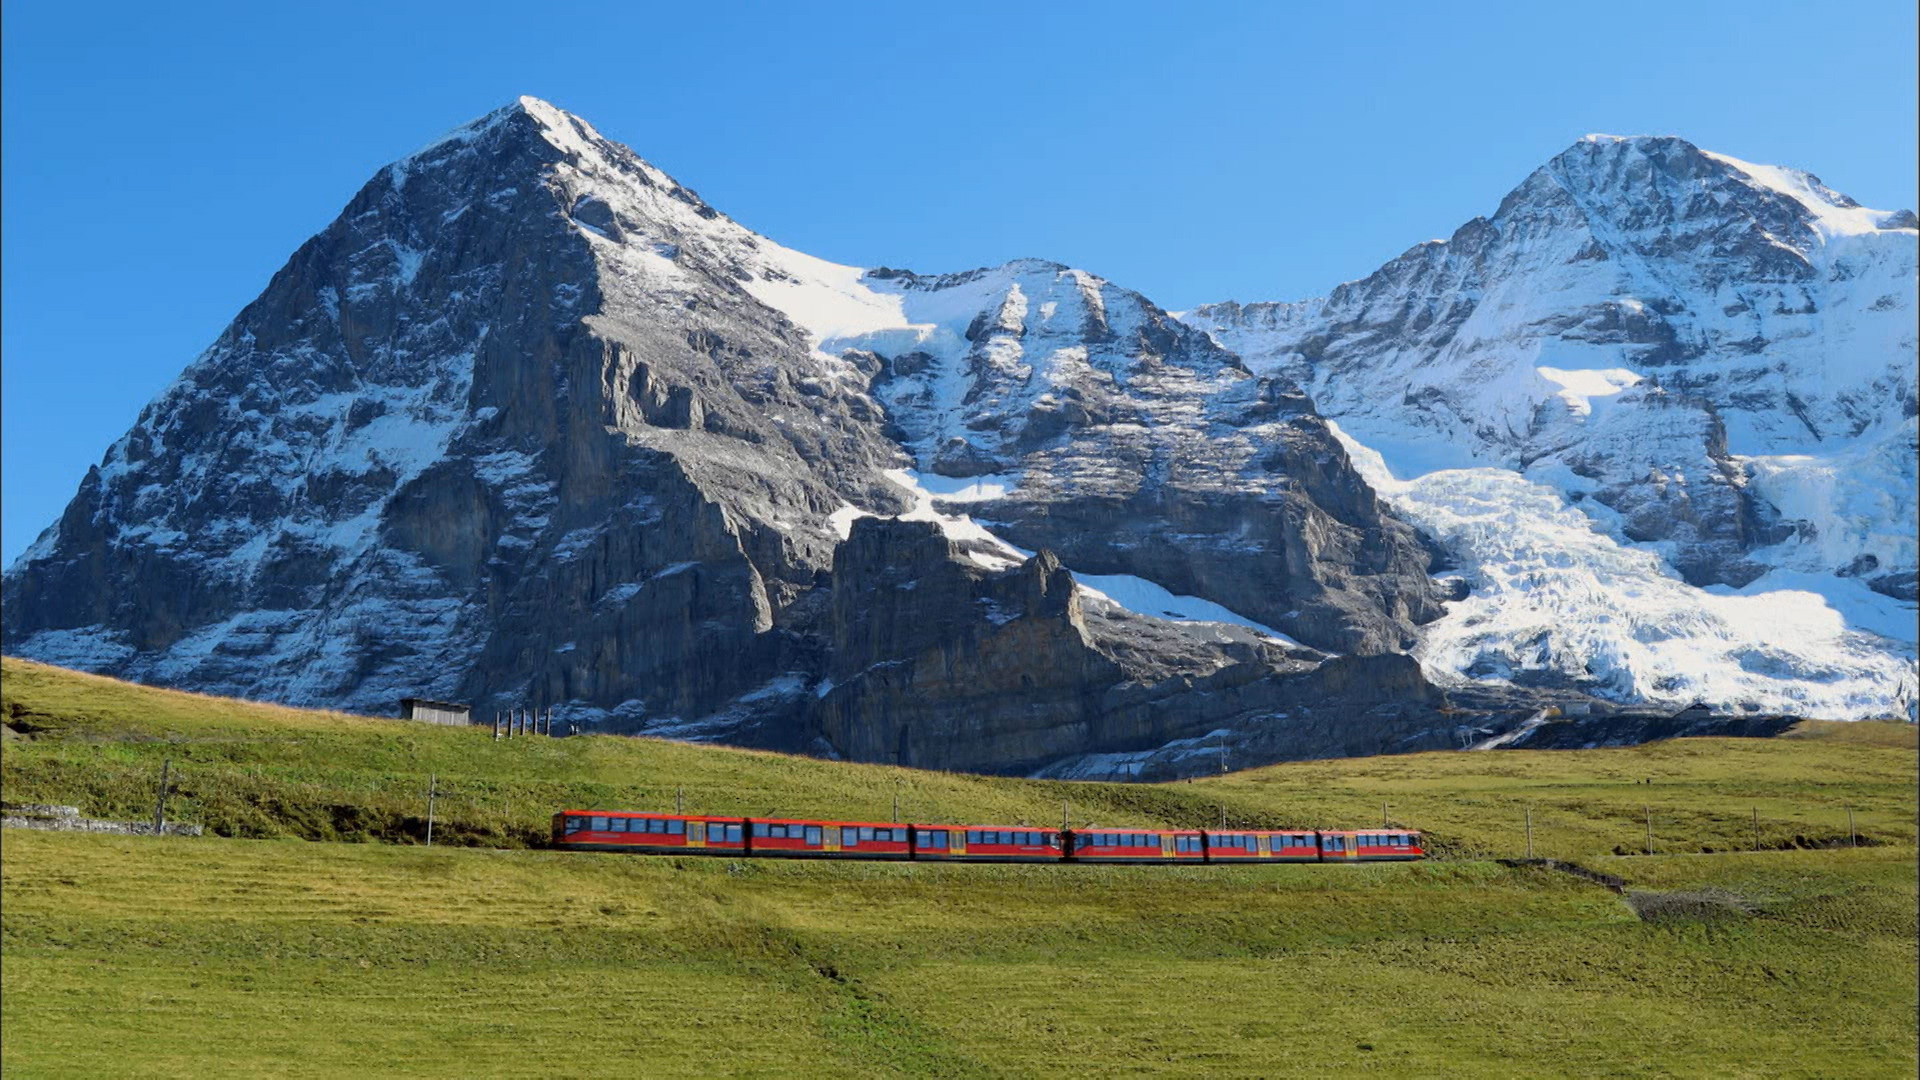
[812,516,1447,776]
[4,98,1458,773]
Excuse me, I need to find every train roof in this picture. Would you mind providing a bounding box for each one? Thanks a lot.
[555,809,742,821]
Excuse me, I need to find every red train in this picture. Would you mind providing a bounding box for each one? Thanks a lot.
[552,811,1423,864]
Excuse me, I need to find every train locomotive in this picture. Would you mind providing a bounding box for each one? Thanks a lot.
[553,810,1423,864]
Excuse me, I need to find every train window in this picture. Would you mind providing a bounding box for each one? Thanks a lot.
[751,822,769,838]
[591,816,609,832]
[966,830,981,844]
[858,827,874,842]
[668,819,685,835]
[769,825,787,839]
[727,825,743,842]
[565,816,585,833]
[648,819,666,834]
[927,830,947,848]
[805,827,823,846]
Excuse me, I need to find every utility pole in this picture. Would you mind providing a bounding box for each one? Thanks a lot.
[1220,804,1227,829]
[1062,800,1070,832]
[892,792,899,824]
[493,712,501,740]
[1525,806,1533,860]
[153,759,172,835]
[1382,801,1390,829]
[1645,806,1653,855]
[676,786,684,815]
[1848,808,1856,848]
[426,773,437,848]
[1752,807,1761,852]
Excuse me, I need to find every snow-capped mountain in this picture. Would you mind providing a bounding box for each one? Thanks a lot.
[4,98,1455,774]
[1185,134,1917,718]
[6,104,1913,771]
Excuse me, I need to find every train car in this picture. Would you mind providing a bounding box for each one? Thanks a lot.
[748,817,910,859]
[912,825,1064,862]
[1067,828,1205,864]
[1352,830,1424,861]
[1200,830,1323,863]
[552,810,747,854]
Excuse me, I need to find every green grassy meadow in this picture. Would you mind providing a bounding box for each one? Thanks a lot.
[3,657,1917,1076]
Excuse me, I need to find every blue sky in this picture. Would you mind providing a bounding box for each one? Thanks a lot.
[3,0,1915,564]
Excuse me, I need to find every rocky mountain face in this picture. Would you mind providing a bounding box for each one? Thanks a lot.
[7,108,1913,766]
[1185,135,1917,716]
[4,98,1467,774]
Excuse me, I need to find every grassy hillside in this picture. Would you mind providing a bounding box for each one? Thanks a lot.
[5,657,1913,859]
[3,657,1917,1076]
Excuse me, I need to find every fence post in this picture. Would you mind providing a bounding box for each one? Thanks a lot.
[1752,807,1760,852]
[1525,806,1533,860]
[426,773,437,848]
[1645,806,1653,855]
[493,712,501,740]
[153,758,172,835]
[1848,808,1856,848]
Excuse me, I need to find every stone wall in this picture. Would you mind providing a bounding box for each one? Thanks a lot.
[1,803,203,837]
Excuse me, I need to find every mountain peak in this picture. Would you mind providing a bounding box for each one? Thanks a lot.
[1546,134,1910,237]
[389,96,614,185]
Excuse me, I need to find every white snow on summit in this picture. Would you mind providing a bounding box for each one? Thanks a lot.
[1189,134,1917,717]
